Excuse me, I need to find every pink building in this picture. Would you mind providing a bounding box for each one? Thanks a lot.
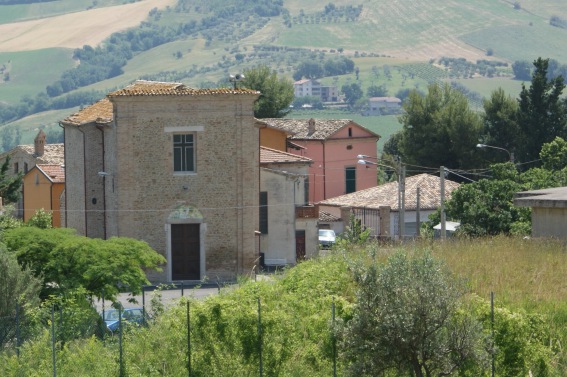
[259,118,380,203]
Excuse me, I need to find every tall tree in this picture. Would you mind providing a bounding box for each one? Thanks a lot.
[242,65,294,118]
[0,156,23,204]
[516,58,567,163]
[341,83,363,107]
[398,83,483,170]
[481,88,519,162]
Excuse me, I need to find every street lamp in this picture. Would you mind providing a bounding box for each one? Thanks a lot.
[476,143,514,163]
[357,156,405,240]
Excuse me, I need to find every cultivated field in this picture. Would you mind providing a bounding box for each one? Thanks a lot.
[0,0,176,52]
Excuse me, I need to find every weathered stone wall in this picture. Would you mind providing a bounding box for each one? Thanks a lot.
[106,95,259,282]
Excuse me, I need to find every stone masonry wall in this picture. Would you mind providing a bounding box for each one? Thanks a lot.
[106,94,259,282]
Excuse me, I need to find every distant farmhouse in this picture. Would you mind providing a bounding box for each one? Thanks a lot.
[294,79,339,103]
[365,97,402,116]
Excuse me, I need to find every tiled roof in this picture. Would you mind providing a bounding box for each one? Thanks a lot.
[107,80,260,97]
[61,98,113,126]
[260,146,312,165]
[260,118,378,140]
[11,144,65,165]
[318,173,461,211]
[36,164,65,183]
[319,210,342,222]
[369,97,401,103]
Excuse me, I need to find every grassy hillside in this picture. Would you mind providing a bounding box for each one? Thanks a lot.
[1,0,566,149]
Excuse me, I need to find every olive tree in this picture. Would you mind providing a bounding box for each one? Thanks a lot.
[341,251,490,377]
[242,65,294,118]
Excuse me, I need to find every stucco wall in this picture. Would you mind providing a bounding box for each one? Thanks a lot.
[290,124,378,202]
[23,169,49,222]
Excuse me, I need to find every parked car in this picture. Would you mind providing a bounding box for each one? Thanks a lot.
[101,308,145,332]
[318,229,336,248]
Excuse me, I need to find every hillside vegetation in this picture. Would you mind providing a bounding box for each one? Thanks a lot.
[1,0,567,148]
[3,237,567,375]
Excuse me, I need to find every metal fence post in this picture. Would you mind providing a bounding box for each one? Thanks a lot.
[51,305,56,377]
[187,301,191,376]
[332,298,336,377]
[119,306,124,377]
[491,291,495,377]
[15,302,20,358]
[258,298,263,377]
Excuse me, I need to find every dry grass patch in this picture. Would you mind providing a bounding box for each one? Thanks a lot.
[0,0,176,52]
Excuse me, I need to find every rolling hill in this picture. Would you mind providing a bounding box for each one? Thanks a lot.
[1,0,566,148]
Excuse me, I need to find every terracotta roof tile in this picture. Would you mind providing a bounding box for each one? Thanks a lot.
[260,146,312,165]
[12,144,65,165]
[260,118,379,140]
[319,210,342,222]
[107,80,260,97]
[318,173,460,211]
[61,98,113,126]
[36,164,65,183]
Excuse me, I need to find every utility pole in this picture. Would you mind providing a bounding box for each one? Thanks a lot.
[440,166,446,240]
[400,163,406,241]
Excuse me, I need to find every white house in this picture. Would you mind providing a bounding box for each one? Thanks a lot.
[260,146,318,265]
[293,79,338,102]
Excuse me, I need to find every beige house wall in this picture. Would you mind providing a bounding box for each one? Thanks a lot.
[532,207,567,239]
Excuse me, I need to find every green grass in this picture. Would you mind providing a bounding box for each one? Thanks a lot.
[0,0,129,24]
[0,48,75,104]
[461,23,567,64]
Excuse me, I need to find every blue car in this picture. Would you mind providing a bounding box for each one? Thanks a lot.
[102,308,145,332]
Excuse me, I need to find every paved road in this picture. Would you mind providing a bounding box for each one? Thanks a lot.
[93,285,221,312]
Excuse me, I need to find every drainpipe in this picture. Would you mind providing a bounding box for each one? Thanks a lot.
[322,141,326,200]
[95,125,107,239]
[59,122,67,228]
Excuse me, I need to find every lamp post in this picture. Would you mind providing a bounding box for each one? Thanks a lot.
[476,143,514,163]
[357,155,405,240]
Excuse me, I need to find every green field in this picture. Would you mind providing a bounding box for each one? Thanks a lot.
[2,0,567,142]
[0,0,128,24]
[0,48,75,104]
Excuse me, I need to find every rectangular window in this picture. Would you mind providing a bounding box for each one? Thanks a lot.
[304,176,310,205]
[14,163,18,174]
[173,134,195,172]
[345,167,356,194]
[24,162,28,174]
[259,192,268,234]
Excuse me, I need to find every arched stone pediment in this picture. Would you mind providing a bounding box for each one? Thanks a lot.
[168,203,203,221]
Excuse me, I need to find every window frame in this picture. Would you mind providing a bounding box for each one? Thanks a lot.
[172,133,196,174]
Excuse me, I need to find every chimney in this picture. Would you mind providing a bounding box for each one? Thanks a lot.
[34,129,46,157]
[308,118,316,135]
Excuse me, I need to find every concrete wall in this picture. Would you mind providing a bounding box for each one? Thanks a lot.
[260,165,312,265]
[532,207,567,239]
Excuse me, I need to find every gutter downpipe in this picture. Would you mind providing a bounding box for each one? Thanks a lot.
[95,125,107,239]
[322,141,326,200]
